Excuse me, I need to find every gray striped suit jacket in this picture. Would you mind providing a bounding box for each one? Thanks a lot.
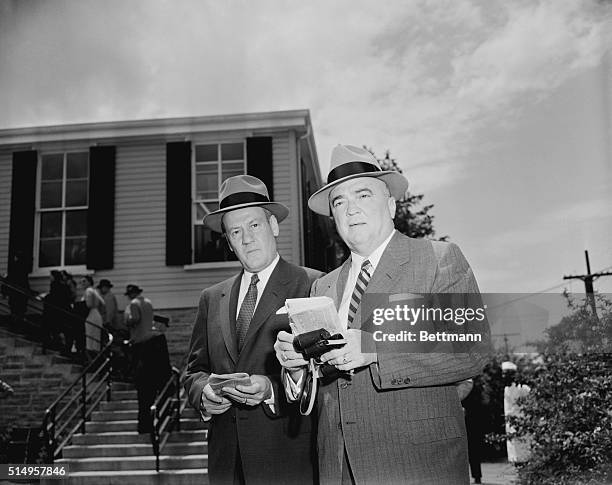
[312,231,491,485]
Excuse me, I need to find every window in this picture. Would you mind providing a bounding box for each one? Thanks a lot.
[193,142,245,263]
[37,152,89,268]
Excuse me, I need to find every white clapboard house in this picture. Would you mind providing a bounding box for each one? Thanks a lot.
[0,109,336,310]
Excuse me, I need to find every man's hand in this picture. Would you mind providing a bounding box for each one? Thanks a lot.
[222,375,272,406]
[201,383,232,415]
[274,331,308,378]
[320,329,377,371]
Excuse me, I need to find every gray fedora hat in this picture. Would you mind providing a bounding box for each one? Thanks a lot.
[203,175,289,233]
[308,145,409,216]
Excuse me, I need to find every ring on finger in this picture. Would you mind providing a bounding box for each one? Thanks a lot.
[243,396,247,404]
[282,351,288,361]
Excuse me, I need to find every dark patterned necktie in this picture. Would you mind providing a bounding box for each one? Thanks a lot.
[347,260,372,327]
[236,273,259,351]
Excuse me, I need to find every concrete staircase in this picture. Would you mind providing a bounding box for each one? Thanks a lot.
[0,327,83,429]
[53,383,208,484]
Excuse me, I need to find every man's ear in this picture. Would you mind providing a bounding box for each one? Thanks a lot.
[269,215,280,237]
[387,197,397,219]
[224,234,235,252]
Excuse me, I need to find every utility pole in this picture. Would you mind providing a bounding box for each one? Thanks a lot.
[563,250,612,317]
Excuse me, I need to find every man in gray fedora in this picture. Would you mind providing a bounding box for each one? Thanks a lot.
[275,145,491,484]
[184,175,321,485]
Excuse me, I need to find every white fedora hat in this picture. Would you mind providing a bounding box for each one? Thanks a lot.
[308,144,409,216]
[203,175,289,233]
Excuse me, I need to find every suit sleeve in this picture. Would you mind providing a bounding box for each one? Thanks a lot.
[370,242,492,389]
[183,290,212,417]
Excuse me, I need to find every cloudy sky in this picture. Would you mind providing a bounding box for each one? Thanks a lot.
[1,0,611,294]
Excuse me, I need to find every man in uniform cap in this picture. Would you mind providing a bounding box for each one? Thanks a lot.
[184,175,321,484]
[275,145,491,484]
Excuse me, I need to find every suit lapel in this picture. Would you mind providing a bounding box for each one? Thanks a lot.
[239,258,290,354]
[335,259,351,309]
[220,274,241,364]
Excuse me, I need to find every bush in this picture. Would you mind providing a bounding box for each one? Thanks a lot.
[509,294,612,485]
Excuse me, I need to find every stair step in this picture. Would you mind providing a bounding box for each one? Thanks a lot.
[72,429,207,445]
[63,441,207,458]
[42,468,208,485]
[92,409,137,421]
[100,399,138,411]
[111,390,137,400]
[57,454,208,471]
[86,418,206,433]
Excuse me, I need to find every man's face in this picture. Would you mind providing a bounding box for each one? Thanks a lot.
[329,177,396,257]
[222,206,279,273]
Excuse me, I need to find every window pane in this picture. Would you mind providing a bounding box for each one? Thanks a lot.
[65,237,86,265]
[40,211,62,238]
[66,180,88,207]
[194,225,236,263]
[195,202,219,222]
[39,239,61,267]
[221,161,244,182]
[65,210,87,237]
[221,143,243,161]
[41,154,63,180]
[196,165,219,200]
[41,181,62,208]
[66,152,88,179]
[195,144,218,162]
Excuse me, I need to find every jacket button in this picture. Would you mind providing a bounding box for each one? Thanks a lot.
[340,382,349,389]
[404,377,411,384]
[231,415,236,423]
[337,422,342,430]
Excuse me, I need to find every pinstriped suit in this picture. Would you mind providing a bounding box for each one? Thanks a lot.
[312,231,491,485]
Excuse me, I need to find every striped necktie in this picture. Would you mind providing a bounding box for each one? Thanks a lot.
[236,273,259,351]
[347,260,372,327]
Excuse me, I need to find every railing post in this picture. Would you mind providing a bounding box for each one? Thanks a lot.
[44,407,56,463]
[175,371,181,432]
[151,405,160,472]
[80,372,87,434]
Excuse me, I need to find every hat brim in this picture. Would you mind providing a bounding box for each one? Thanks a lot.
[308,171,409,216]
[203,201,289,233]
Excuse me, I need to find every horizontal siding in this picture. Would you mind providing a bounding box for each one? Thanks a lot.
[8,129,304,310]
[0,149,12,274]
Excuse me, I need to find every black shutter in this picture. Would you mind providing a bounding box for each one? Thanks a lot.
[166,142,192,265]
[8,150,38,275]
[87,146,116,270]
[246,137,274,199]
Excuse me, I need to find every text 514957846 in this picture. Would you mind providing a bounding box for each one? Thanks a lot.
[0,464,69,479]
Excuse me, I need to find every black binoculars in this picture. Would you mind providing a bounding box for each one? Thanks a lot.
[293,328,346,379]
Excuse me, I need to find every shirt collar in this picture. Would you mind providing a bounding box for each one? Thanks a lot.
[242,253,280,287]
[350,229,395,273]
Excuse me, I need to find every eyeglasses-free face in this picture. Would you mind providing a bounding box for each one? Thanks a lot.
[222,206,279,273]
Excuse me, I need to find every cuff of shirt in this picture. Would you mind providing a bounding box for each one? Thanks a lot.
[282,368,304,401]
[199,393,212,422]
[264,386,275,413]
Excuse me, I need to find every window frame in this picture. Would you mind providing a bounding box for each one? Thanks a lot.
[32,149,90,274]
[188,139,247,267]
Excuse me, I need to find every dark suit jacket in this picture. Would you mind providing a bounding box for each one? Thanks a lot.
[184,258,322,485]
[312,232,491,485]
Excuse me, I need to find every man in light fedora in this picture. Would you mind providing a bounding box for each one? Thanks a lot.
[274,145,491,484]
[184,175,321,485]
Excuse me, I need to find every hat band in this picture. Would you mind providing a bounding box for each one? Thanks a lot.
[327,161,381,184]
[220,191,270,209]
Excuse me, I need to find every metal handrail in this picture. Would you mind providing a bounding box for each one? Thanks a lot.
[0,276,114,462]
[41,335,113,461]
[150,365,188,472]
